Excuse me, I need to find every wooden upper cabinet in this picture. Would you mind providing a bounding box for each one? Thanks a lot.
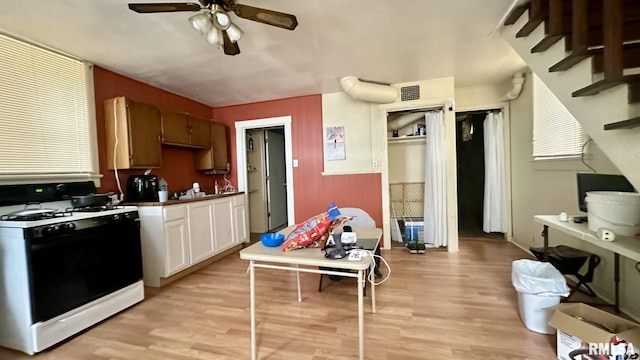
[195,121,228,171]
[161,110,189,145]
[188,116,211,148]
[161,110,210,149]
[105,96,162,169]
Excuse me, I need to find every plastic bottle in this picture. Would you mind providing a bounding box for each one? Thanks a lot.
[214,180,219,194]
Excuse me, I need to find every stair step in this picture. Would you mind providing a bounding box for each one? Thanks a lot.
[531,34,564,53]
[572,74,640,98]
[572,79,623,97]
[604,117,640,130]
[504,4,530,26]
[516,0,548,38]
[549,52,590,72]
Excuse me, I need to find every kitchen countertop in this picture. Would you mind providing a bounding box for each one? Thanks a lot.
[125,191,244,207]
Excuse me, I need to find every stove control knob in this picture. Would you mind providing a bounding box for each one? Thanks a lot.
[42,224,60,236]
[123,212,133,220]
[111,214,122,222]
[61,222,76,232]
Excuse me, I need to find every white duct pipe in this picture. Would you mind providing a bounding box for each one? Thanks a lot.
[502,72,525,101]
[340,76,398,103]
[387,112,425,131]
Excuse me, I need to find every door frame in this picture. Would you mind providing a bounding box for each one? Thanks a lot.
[454,103,512,241]
[235,116,295,227]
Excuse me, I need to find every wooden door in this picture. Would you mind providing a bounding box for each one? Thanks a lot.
[126,99,162,168]
[161,110,189,145]
[188,116,211,148]
[211,121,228,168]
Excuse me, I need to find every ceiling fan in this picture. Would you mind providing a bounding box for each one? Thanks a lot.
[128,0,299,56]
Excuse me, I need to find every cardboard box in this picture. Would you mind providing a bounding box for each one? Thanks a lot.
[548,303,640,360]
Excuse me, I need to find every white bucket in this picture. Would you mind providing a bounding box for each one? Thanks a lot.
[586,191,640,236]
[516,291,559,334]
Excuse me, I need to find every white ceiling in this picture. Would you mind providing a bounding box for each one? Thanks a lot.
[0,0,526,107]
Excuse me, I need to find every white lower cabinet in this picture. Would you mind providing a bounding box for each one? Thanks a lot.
[212,196,234,253]
[234,194,249,244]
[187,201,215,263]
[138,193,248,287]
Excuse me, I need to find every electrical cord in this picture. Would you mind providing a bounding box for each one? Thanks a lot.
[112,100,124,202]
[351,249,391,286]
[581,138,596,174]
[222,164,235,193]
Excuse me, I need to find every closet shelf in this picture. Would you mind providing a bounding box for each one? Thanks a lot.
[388,135,426,144]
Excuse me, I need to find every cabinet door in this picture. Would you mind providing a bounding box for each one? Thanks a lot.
[164,218,189,276]
[187,201,215,264]
[161,110,189,145]
[211,122,229,169]
[234,203,249,244]
[105,97,162,169]
[188,116,211,148]
[194,121,228,170]
[126,99,163,168]
[212,197,235,252]
[211,121,228,168]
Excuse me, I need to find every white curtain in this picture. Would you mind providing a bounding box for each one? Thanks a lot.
[483,111,508,233]
[423,111,447,247]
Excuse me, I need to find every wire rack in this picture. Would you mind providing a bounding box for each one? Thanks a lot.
[389,182,424,218]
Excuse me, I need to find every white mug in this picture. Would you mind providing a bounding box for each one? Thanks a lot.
[158,190,169,202]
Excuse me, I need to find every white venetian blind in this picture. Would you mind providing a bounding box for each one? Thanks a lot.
[532,73,586,159]
[0,33,97,179]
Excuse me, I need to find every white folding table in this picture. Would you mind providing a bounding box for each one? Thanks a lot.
[239,227,382,360]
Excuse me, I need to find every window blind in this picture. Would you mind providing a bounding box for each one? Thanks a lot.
[0,33,98,180]
[532,73,586,159]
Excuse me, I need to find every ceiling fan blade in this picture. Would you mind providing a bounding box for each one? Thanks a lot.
[128,2,202,13]
[231,4,298,30]
[222,31,240,56]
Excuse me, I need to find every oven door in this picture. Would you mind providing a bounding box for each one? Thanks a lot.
[27,216,143,323]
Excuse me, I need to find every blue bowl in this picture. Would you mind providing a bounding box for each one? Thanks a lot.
[260,233,284,247]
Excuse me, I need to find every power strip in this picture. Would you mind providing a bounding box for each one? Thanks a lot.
[348,249,369,261]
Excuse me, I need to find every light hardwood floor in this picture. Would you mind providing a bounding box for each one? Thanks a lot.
[0,238,559,359]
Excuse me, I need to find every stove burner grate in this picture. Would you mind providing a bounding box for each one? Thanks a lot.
[67,204,124,213]
[0,209,72,221]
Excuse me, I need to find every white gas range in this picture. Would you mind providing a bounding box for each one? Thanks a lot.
[0,182,144,355]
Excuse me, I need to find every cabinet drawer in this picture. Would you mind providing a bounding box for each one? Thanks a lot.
[163,205,185,221]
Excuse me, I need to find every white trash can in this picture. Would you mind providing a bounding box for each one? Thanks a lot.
[512,259,570,334]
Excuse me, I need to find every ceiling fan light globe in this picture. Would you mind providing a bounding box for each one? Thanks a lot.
[212,11,231,30]
[227,23,244,43]
[206,28,224,47]
[188,13,211,35]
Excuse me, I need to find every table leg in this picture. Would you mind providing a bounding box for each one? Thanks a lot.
[542,225,549,262]
[250,260,256,360]
[614,253,620,313]
[371,261,376,314]
[358,269,364,360]
[296,264,302,302]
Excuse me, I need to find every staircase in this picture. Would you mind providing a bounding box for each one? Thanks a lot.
[501,0,640,188]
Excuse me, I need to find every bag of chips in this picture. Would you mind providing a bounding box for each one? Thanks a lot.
[282,203,340,251]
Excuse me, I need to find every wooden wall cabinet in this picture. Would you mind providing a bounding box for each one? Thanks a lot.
[194,121,229,171]
[161,110,210,149]
[105,96,163,169]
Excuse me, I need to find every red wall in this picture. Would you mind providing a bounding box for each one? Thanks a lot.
[94,66,226,196]
[212,97,383,227]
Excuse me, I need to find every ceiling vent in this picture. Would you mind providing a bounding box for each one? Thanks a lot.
[400,85,420,101]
